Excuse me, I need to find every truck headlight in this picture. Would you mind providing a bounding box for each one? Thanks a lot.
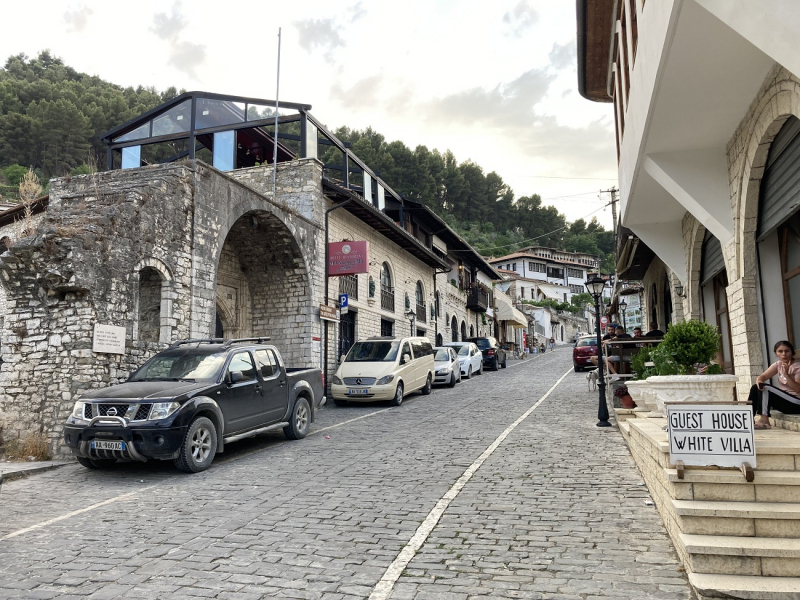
[71,401,86,419]
[148,402,181,420]
[376,374,394,385]
[331,375,343,385]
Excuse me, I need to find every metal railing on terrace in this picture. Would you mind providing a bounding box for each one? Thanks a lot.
[381,289,395,312]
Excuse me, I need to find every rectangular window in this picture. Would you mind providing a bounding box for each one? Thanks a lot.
[380,318,393,337]
[213,131,235,172]
[121,146,141,169]
[512,262,517,271]
[363,172,373,204]
[377,184,386,211]
[567,268,583,278]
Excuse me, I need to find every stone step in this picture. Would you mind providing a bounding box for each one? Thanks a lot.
[689,572,800,599]
[681,534,800,576]
[672,499,800,537]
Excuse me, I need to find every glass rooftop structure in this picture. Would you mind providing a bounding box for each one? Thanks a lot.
[99,91,405,212]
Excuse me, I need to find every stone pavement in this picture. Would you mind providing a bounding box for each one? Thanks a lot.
[0,349,695,599]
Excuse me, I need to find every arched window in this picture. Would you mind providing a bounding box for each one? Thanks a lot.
[460,321,466,341]
[470,324,475,337]
[380,262,394,311]
[138,267,163,342]
[436,333,443,346]
[415,281,426,322]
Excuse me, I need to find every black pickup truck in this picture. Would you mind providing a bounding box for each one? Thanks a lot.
[63,338,325,473]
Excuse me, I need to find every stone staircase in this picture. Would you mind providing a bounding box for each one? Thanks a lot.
[620,416,800,599]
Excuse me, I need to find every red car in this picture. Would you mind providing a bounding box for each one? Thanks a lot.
[573,336,598,371]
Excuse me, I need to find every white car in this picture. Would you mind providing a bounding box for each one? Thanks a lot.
[444,342,483,378]
[433,347,461,387]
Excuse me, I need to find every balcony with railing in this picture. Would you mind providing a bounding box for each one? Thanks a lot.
[381,289,395,312]
[416,302,426,323]
[338,274,358,300]
[466,285,489,312]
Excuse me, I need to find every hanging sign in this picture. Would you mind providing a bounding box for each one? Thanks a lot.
[667,403,756,468]
[319,304,340,322]
[328,241,369,276]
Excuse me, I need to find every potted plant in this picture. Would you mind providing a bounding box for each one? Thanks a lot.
[613,384,637,409]
[644,320,737,416]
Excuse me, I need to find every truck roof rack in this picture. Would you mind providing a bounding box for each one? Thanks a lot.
[170,338,225,348]
[222,337,272,348]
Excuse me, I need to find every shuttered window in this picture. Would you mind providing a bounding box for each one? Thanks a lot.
[759,116,800,240]
[700,230,725,286]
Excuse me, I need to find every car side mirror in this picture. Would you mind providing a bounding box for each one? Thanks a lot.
[402,353,411,365]
[226,370,244,384]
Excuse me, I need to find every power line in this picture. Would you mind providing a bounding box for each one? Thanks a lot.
[515,175,618,180]
[450,201,613,254]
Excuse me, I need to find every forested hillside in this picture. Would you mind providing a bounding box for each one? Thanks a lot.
[0,51,614,268]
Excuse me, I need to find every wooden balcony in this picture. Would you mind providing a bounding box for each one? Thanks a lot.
[466,286,489,312]
[381,289,395,312]
[416,303,426,323]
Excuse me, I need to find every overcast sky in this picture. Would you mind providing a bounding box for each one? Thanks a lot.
[2,0,618,227]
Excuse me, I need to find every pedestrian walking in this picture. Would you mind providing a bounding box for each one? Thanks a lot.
[549,337,555,352]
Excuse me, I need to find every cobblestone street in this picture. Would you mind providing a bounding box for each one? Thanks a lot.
[0,349,695,599]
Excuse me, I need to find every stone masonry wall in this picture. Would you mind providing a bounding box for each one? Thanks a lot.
[0,160,325,456]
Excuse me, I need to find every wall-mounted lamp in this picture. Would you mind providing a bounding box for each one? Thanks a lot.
[675,282,685,298]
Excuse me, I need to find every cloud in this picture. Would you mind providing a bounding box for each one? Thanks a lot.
[150,2,206,80]
[64,6,93,33]
[294,18,345,64]
[503,1,539,37]
[330,74,384,110]
[151,2,188,39]
[422,68,556,129]
[348,2,366,23]
[549,40,576,71]
[419,69,614,180]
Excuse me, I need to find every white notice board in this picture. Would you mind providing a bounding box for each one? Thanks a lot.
[667,403,756,468]
[92,323,126,355]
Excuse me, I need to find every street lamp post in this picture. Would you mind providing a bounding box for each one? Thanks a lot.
[405,310,416,336]
[619,298,628,332]
[586,275,611,427]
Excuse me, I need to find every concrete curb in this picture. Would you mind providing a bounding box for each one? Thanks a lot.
[0,461,72,483]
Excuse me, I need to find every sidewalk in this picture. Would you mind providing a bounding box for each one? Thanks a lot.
[0,459,72,482]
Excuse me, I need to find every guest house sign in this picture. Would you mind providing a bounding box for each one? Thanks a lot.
[667,403,756,468]
[328,241,368,276]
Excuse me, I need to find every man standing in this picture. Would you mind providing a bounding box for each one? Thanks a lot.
[549,336,555,352]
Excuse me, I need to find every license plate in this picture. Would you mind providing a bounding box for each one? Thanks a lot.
[347,388,369,395]
[91,440,126,451]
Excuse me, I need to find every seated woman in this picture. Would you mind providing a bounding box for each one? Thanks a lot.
[749,340,800,429]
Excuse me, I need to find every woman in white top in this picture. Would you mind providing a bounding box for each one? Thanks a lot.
[750,340,800,429]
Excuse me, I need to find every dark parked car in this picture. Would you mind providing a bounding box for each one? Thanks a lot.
[573,336,598,371]
[63,338,325,473]
[466,336,507,371]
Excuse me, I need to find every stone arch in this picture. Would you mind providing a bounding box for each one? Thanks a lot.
[733,72,800,378]
[132,257,174,344]
[460,320,466,341]
[686,218,706,321]
[213,207,313,365]
[451,315,458,342]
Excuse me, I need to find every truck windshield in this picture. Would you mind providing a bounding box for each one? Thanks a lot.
[130,351,227,381]
[345,341,400,362]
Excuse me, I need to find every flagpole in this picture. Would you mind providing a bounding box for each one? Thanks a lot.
[272,27,282,200]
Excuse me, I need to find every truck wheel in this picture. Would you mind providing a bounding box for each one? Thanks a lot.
[333,398,348,406]
[76,456,116,469]
[391,382,404,406]
[174,416,217,473]
[421,374,432,395]
[284,397,311,440]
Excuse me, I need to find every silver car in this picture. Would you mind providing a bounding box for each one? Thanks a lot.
[433,347,461,387]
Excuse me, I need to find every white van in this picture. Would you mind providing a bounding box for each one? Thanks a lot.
[330,336,435,406]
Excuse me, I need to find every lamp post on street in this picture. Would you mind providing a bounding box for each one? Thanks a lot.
[619,298,628,332]
[586,275,611,427]
[405,309,416,336]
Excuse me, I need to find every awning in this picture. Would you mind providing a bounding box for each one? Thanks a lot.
[496,302,528,328]
[536,282,568,301]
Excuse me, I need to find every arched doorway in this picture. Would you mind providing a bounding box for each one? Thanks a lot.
[215,210,310,364]
[469,324,474,337]
[460,321,466,341]
[451,315,458,342]
[436,333,443,346]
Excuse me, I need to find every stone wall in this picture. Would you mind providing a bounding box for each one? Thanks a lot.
[0,160,325,456]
